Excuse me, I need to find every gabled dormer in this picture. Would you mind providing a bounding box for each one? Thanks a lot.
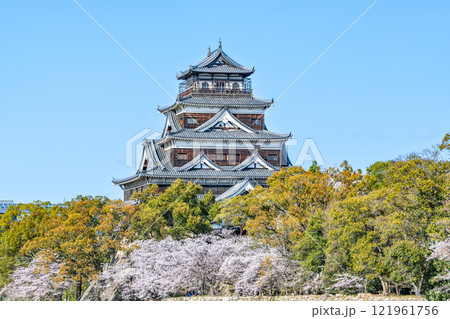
[194,107,255,133]
[178,151,222,171]
[232,150,276,171]
[138,140,162,171]
[162,111,182,138]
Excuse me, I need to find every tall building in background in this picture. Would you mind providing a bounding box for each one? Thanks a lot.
[114,42,291,201]
[0,200,15,215]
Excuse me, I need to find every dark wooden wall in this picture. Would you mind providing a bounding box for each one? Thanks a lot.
[170,148,281,167]
[178,113,265,130]
[235,114,265,130]
[178,113,214,128]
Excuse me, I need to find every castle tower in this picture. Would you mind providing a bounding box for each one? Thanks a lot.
[114,43,291,201]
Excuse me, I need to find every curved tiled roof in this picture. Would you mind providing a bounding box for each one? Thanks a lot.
[158,96,273,113]
[160,129,291,142]
[167,111,182,131]
[112,137,283,186]
[146,168,275,179]
[177,45,254,79]
[216,179,255,201]
[193,66,253,74]
[162,111,183,137]
[136,140,162,172]
[113,168,276,185]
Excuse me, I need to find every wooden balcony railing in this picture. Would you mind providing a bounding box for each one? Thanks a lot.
[179,88,252,99]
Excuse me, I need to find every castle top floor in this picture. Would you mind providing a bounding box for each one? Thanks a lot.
[177,41,255,99]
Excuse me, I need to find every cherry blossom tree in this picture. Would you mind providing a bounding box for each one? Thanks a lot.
[327,273,366,294]
[96,235,309,300]
[429,239,450,292]
[300,272,324,295]
[430,240,450,263]
[0,252,72,300]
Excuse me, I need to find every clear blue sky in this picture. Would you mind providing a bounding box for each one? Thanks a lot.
[1,0,449,204]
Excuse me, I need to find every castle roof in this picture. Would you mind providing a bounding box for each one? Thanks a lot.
[113,141,280,186]
[159,129,291,143]
[158,96,273,113]
[162,111,183,137]
[177,43,254,80]
[112,168,276,185]
[216,179,256,201]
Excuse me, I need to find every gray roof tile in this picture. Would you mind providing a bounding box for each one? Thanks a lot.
[216,179,256,201]
[177,46,254,79]
[163,129,291,141]
[112,168,276,185]
[158,96,273,112]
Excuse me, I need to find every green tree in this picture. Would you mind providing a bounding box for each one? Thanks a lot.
[0,202,60,290]
[3,196,136,300]
[130,179,214,240]
[243,163,365,250]
[293,210,327,272]
[326,156,450,295]
[440,133,450,151]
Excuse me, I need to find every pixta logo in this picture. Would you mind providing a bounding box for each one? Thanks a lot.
[126,129,161,169]
[294,138,326,166]
[125,129,325,169]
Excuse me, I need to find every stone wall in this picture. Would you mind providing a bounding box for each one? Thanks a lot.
[162,294,426,301]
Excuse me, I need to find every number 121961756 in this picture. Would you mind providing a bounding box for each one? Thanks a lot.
[371,305,438,316]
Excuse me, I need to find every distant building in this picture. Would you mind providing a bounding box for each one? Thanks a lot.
[113,42,292,201]
[0,200,15,215]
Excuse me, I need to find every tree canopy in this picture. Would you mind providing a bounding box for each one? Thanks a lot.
[1,137,450,300]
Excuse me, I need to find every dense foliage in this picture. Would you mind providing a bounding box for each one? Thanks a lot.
[215,147,450,297]
[1,136,449,300]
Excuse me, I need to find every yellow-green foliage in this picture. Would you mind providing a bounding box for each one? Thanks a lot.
[215,148,450,295]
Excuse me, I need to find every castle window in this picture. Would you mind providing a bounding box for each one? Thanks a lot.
[268,154,278,162]
[177,153,188,160]
[253,119,261,126]
[232,82,239,90]
[202,82,208,89]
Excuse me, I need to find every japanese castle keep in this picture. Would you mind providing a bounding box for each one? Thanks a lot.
[113,42,292,201]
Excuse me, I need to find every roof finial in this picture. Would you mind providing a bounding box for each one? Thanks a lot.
[218,38,222,49]
[207,45,211,56]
